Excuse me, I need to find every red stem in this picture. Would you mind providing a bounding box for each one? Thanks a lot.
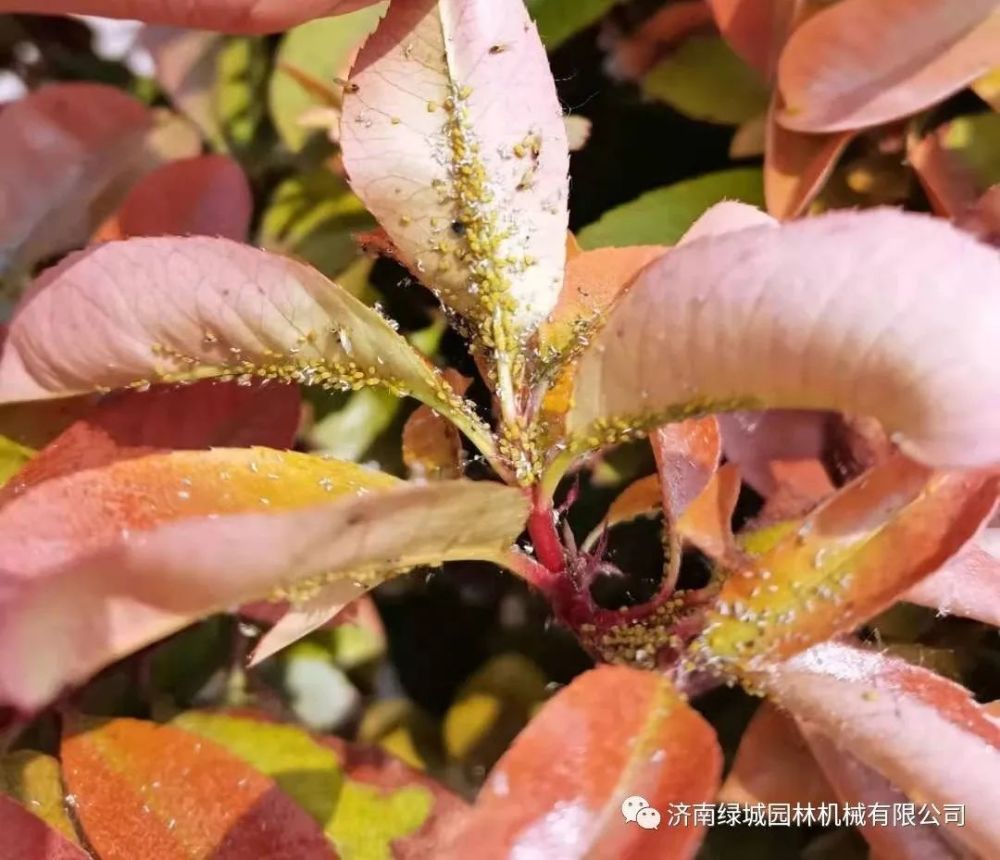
[527,491,565,573]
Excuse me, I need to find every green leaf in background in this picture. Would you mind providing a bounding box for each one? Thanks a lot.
[0,750,80,842]
[577,167,764,248]
[214,36,270,156]
[0,436,33,486]
[258,168,374,279]
[307,387,401,461]
[643,35,770,126]
[939,112,1000,188]
[443,653,548,778]
[174,712,434,860]
[526,0,618,48]
[269,5,386,153]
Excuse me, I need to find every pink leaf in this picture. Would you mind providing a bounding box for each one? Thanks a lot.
[0,794,89,860]
[651,417,720,519]
[717,410,830,496]
[570,209,1000,470]
[0,83,151,275]
[0,236,491,455]
[97,155,252,241]
[340,0,569,335]
[0,0,380,33]
[777,0,1000,132]
[804,729,960,859]
[707,0,802,80]
[766,641,1000,857]
[905,531,1000,625]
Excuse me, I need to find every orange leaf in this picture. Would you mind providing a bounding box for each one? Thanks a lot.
[0,381,299,506]
[719,702,835,805]
[0,793,88,860]
[651,415,721,522]
[402,370,470,481]
[61,718,334,859]
[696,455,1000,671]
[541,245,667,356]
[675,462,741,563]
[441,665,720,859]
[764,95,852,219]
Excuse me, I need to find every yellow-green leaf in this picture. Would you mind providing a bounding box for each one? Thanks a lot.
[269,5,385,152]
[0,751,78,843]
[174,712,439,859]
[643,35,770,125]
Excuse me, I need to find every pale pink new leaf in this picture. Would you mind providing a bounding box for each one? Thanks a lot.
[340,0,569,334]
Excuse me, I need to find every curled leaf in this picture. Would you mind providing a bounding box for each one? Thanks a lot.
[568,209,1000,470]
[707,0,802,81]
[695,455,1000,673]
[765,641,1000,858]
[777,0,1000,132]
[905,531,1000,625]
[764,95,853,220]
[340,0,570,337]
[0,237,492,455]
[0,456,527,708]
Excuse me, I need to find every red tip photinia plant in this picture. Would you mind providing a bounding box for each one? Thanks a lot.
[2,0,1000,857]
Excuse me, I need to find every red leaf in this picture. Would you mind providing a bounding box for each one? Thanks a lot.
[0,83,151,274]
[441,665,720,859]
[96,155,252,241]
[61,717,334,859]
[0,381,300,506]
[764,95,853,219]
[0,793,89,860]
[707,0,803,80]
[0,0,379,33]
